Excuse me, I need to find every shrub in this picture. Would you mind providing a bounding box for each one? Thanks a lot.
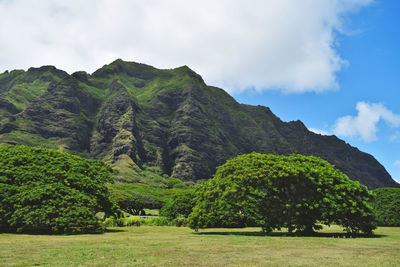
[103,216,172,227]
[159,189,197,219]
[103,216,142,227]
[142,216,173,226]
[174,216,189,227]
[165,177,187,189]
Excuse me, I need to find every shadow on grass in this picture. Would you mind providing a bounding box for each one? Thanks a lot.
[104,228,126,233]
[194,231,385,238]
[0,228,126,236]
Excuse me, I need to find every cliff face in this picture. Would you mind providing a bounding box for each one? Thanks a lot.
[0,59,398,189]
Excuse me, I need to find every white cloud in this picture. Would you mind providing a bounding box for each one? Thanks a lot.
[334,102,400,142]
[308,128,330,136]
[0,0,372,93]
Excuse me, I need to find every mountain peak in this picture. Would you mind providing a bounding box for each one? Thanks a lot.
[27,65,63,74]
[92,59,160,80]
[0,60,398,189]
[173,65,204,84]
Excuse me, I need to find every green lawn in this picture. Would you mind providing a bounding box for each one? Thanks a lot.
[0,225,399,266]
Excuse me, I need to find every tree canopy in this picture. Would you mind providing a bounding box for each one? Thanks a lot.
[371,187,400,227]
[0,145,120,233]
[109,187,162,215]
[159,189,197,219]
[188,153,376,235]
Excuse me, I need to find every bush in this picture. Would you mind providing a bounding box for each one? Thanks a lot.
[103,216,173,227]
[165,177,187,189]
[371,187,400,226]
[0,145,120,233]
[142,216,173,226]
[103,216,142,227]
[159,189,197,219]
[125,217,142,227]
[174,216,189,227]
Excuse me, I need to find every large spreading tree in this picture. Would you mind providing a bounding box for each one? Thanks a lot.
[0,145,120,233]
[188,153,376,235]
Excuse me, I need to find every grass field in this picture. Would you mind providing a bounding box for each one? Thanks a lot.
[0,225,399,266]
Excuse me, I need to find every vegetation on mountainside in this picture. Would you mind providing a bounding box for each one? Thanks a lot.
[109,180,189,211]
[371,187,400,226]
[189,153,376,235]
[0,145,120,233]
[0,59,398,189]
[108,164,194,213]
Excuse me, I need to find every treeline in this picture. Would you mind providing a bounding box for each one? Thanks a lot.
[161,154,400,232]
[0,145,398,234]
[164,153,377,235]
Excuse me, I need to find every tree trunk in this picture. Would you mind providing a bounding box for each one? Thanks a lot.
[304,224,315,235]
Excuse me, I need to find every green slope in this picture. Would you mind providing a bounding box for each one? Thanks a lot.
[0,59,398,189]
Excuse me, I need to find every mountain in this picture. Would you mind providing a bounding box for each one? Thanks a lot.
[0,59,398,189]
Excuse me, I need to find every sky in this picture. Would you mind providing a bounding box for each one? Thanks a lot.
[0,0,399,182]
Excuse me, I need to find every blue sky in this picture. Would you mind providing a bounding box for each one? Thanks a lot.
[233,0,400,182]
[0,0,399,182]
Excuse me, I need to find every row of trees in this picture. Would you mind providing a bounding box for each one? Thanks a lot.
[1,145,395,234]
[164,153,377,235]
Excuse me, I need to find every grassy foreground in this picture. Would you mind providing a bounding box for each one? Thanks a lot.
[0,226,399,266]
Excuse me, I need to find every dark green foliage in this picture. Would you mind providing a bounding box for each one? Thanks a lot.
[173,216,189,227]
[165,177,187,189]
[188,153,376,235]
[0,145,120,233]
[159,189,197,219]
[371,187,400,226]
[109,187,162,215]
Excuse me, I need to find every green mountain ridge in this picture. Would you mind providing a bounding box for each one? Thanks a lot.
[0,59,398,189]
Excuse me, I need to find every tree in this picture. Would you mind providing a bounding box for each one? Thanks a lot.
[159,189,197,219]
[109,187,162,215]
[0,145,120,233]
[371,187,400,226]
[188,153,376,235]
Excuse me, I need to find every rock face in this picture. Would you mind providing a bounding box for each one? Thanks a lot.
[0,59,398,189]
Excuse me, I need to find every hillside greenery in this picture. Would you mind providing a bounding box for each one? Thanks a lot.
[371,187,400,226]
[0,59,398,189]
[0,145,120,233]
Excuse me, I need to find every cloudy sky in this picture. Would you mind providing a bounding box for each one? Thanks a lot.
[0,0,399,182]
